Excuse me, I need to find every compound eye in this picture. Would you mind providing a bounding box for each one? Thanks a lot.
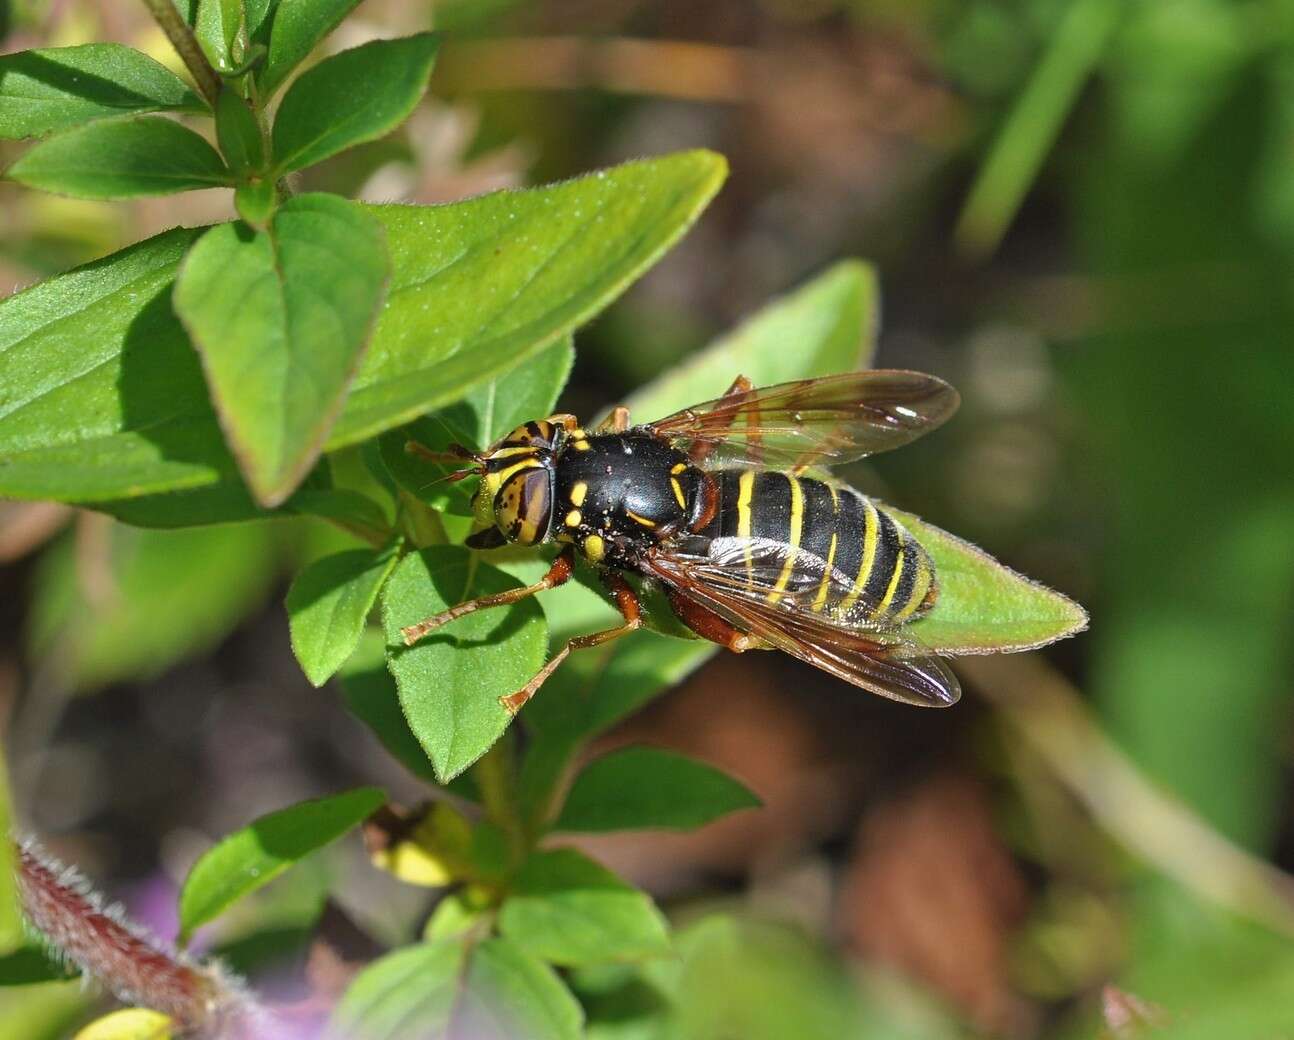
[496,468,552,545]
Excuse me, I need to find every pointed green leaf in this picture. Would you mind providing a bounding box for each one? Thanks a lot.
[338,630,439,784]
[214,88,265,176]
[380,337,574,514]
[255,0,365,98]
[178,786,385,942]
[499,849,671,966]
[177,0,245,70]
[332,937,583,1040]
[381,547,547,782]
[6,116,231,198]
[894,508,1089,653]
[0,152,724,509]
[620,258,879,424]
[555,747,760,833]
[0,44,205,139]
[287,542,400,686]
[271,33,439,174]
[174,193,389,505]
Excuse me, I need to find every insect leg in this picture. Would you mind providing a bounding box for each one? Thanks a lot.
[664,586,761,652]
[400,548,574,646]
[499,574,643,714]
[687,374,757,464]
[594,406,632,433]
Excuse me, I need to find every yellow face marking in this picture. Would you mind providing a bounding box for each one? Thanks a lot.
[769,475,804,604]
[736,469,755,582]
[570,481,588,507]
[840,497,878,615]
[877,547,906,615]
[572,439,591,451]
[583,534,605,562]
[625,509,656,528]
[670,462,687,475]
[492,457,541,488]
[570,428,586,439]
[669,476,686,509]
[565,509,582,528]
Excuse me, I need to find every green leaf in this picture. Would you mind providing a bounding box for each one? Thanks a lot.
[555,747,760,833]
[178,786,384,942]
[0,947,77,986]
[87,463,334,529]
[0,750,20,954]
[332,937,583,1040]
[381,547,547,782]
[174,193,389,506]
[271,33,439,175]
[0,152,723,507]
[338,630,438,784]
[214,88,265,176]
[287,542,400,686]
[255,0,364,98]
[499,849,671,967]
[380,337,574,514]
[0,44,205,139]
[177,0,244,71]
[894,508,1089,653]
[27,522,279,690]
[6,116,231,198]
[619,258,879,424]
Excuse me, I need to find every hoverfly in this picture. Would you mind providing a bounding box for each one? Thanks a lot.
[401,371,962,713]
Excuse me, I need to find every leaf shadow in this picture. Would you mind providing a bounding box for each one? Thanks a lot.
[0,51,188,113]
[115,267,239,479]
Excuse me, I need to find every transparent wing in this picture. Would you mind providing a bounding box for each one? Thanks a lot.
[645,370,959,471]
[644,537,960,707]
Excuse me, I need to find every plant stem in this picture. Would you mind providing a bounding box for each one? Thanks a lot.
[139,0,223,108]
[474,736,527,867]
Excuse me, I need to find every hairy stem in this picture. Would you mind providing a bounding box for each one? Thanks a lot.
[15,840,263,1038]
[139,0,223,107]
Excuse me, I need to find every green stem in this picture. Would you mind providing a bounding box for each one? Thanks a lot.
[139,0,222,108]
[473,735,527,868]
[953,0,1121,259]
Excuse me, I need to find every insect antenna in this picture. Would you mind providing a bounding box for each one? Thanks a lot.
[405,440,484,492]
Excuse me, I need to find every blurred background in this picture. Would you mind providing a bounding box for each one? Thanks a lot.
[3,0,1294,1036]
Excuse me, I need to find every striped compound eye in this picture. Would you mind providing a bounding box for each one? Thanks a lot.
[494,466,553,545]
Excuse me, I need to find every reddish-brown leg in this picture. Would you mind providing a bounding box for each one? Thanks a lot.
[594,406,631,433]
[688,374,756,464]
[401,549,574,645]
[665,586,760,652]
[499,574,643,714]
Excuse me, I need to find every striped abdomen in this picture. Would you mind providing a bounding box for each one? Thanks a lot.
[698,469,937,625]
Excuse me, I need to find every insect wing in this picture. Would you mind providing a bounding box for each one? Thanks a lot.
[645,539,960,707]
[645,370,959,471]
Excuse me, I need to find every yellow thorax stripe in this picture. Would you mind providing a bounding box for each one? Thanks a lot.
[736,470,755,583]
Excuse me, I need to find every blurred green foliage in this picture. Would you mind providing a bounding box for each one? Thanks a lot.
[3,0,1294,1036]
